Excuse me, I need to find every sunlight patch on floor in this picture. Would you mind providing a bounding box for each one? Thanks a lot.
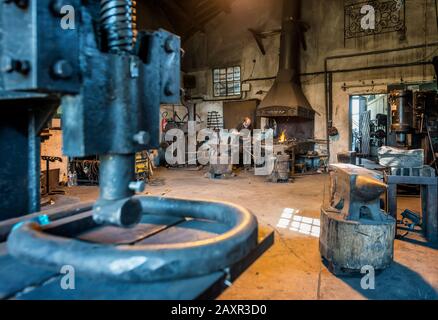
[276,208,320,238]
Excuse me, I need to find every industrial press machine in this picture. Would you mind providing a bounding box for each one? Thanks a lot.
[388,88,438,160]
[0,0,273,300]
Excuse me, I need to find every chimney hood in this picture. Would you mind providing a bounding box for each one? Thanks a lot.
[257,0,314,120]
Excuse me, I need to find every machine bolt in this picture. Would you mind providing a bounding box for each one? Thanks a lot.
[52,60,73,79]
[164,82,174,96]
[133,131,150,145]
[1,56,30,74]
[129,181,146,193]
[164,37,175,53]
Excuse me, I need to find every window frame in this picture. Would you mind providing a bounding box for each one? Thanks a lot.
[212,66,242,98]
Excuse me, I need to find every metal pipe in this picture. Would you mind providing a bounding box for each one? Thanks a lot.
[325,42,438,63]
[279,0,301,81]
[341,82,387,91]
[244,57,436,81]
[329,61,431,74]
[435,0,438,31]
[7,196,259,283]
[93,197,142,228]
[433,56,438,85]
[327,72,333,156]
[99,154,135,201]
[324,69,329,157]
[93,154,142,228]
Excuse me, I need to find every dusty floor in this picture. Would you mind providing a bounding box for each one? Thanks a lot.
[60,167,438,300]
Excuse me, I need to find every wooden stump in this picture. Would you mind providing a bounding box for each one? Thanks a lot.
[320,208,396,275]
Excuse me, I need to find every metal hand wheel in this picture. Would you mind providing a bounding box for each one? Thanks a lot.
[7,196,259,283]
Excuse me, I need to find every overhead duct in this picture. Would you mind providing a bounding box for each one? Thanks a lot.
[257,0,314,120]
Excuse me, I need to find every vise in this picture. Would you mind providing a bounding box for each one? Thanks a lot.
[320,164,396,275]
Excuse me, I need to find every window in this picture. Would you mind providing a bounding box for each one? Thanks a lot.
[213,66,241,97]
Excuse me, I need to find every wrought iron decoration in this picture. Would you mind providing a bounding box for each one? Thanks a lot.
[344,0,406,41]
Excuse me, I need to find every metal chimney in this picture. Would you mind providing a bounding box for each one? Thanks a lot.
[257,0,314,120]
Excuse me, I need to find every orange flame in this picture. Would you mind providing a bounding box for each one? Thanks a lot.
[279,130,287,143]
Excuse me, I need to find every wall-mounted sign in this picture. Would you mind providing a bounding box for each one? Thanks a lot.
[344,0,406,43]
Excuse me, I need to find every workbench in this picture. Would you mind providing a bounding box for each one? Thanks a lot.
[385,173,438,243]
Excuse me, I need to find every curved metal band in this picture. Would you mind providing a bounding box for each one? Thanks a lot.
[7,196,258,283]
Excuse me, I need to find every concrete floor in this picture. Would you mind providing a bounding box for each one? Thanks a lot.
[61,167,438,300]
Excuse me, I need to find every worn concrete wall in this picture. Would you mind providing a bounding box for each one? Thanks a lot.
[182,0,438,162]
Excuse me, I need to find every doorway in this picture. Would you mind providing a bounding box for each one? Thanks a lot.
[350,94,388,159]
